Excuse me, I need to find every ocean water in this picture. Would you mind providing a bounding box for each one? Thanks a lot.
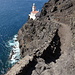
[0,0,48,74]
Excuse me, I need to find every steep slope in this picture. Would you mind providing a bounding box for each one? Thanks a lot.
[5,0,75,75]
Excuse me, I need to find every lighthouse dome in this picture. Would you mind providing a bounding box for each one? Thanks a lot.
[29,3,40,20]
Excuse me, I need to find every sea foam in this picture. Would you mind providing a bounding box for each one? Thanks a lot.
[8,34,20,65]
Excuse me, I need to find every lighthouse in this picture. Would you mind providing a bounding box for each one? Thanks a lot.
[29,3,40,20]
[32,3,36,11]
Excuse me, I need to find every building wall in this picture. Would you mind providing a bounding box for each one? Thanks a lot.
[29,13,36,20]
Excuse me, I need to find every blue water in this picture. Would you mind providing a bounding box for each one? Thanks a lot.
[0,0,48,74]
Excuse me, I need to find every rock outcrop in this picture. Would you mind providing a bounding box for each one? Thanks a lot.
[5,0,75,75]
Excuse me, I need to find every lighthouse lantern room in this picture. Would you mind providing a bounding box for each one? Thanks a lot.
[29,3,40,20]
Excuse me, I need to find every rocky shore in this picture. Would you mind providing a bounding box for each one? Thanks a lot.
[5,0,75,75]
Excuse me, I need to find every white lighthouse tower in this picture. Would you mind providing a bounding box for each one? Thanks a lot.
[32,3,36,11]
[29,3,40,20]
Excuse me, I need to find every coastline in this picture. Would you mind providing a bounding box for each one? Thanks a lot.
[0,0,49,75]
[8,34,20,65]
[5,0,75,75]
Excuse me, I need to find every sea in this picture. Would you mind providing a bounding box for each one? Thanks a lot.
[0,0,48,75]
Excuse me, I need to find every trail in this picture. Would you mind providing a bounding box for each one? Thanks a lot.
[50,18,73,75]
[51,18,72,54]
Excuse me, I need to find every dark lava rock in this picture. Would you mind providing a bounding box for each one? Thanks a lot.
[51,6,57,12]
[58,0,73,12]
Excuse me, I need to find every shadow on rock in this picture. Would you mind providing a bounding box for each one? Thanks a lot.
[41,29,61,63]
[16,57,37,75]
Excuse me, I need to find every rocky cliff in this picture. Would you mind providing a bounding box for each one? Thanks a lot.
[5,0,75,75]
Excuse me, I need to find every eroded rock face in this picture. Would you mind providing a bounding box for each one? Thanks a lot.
[5,0,75,75]
[18,19,60,57]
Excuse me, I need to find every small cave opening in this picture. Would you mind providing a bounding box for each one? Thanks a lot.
[41,29,61,63]
[16,56,37,75]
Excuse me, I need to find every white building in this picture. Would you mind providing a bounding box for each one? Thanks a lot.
[29,3,40,20]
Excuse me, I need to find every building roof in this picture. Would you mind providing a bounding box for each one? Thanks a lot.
[31,11,39,14]
[35,12,41,17]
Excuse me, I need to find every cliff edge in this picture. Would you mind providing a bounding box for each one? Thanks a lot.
[5,0,75,75]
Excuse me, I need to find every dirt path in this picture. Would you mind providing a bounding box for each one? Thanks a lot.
[58,24,72,54]
[50,19,73,75]
[51,19,72,54]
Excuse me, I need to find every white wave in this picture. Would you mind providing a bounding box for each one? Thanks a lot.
[8,34,20,65]
[14,34,18,38]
